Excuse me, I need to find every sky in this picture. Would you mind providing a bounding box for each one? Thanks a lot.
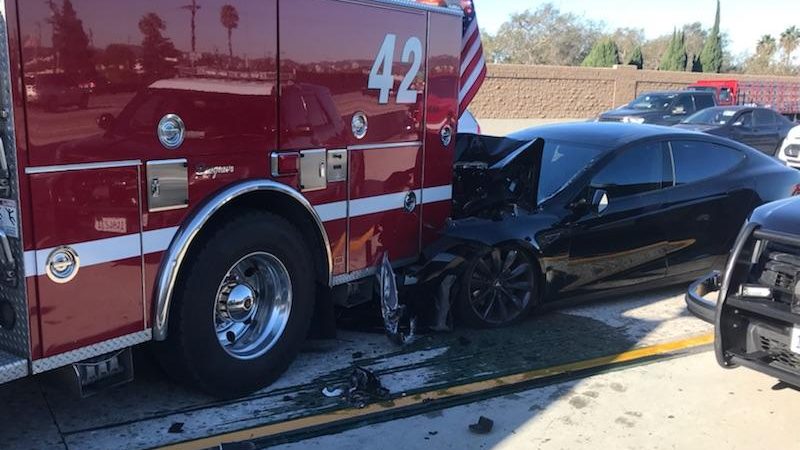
[473,0,799,58]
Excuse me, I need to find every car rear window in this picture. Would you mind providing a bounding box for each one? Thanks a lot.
[670,141,744,185]
[693,94,715,110]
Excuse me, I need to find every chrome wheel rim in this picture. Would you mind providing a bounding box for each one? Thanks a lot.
[467,247,534,325]
[214,252,292,360]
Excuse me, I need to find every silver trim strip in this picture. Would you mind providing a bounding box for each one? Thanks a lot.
[363,0,463,16]
[25,160,142,175]
[32,329,152,374]
[347,141,422,151]
[153,180,333,341]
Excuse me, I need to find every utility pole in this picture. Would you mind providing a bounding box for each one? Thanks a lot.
[181,0,201,64]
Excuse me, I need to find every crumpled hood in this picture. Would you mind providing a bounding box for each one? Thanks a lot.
[750,196,800,234]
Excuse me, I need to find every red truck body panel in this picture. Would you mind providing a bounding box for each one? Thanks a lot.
[691,79,800,115]
[0,0,462,369]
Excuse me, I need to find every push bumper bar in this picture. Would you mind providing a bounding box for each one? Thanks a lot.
[684,271,721,324]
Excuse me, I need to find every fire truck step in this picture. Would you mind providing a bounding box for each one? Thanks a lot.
[51,348,134,398]
[0,349,28,384]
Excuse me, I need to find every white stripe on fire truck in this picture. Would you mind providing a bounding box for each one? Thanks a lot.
[314,185,454,221]
[21,187,452,277]
[24,227,179,278]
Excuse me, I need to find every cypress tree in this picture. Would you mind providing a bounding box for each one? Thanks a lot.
[628,46,643,69]
[700,0,723,73]
[581,38,621,67]
[660,29,688,71]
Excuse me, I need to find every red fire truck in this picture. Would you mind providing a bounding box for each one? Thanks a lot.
[0,0,465,397]
[689,79,800,120]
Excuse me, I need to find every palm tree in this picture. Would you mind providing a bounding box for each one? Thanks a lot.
[779,26,800,67]
[220,4,239,66]
[757,34,777,57]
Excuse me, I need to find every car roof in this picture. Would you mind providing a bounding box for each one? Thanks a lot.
[508,122,707,149]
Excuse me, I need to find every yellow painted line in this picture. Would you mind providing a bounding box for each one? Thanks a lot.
[159,333,713,450]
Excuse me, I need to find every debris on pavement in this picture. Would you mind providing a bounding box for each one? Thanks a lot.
[167,422,184,434]
[322,386,344,398]
[378,253,419,345]
[468,416,494,434]
[430,274,457,332]
[347,366,389,409]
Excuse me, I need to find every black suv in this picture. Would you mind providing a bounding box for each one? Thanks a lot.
[687,196,800,386]
[598,90,717,126]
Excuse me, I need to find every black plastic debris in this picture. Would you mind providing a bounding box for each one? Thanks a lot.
[347,366,389,408]
[378,253,405,344]
[167,422,184,434]
[468,416,494,435]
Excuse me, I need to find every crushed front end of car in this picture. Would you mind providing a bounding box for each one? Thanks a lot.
[686,197,800,386]
[406,134,546,328]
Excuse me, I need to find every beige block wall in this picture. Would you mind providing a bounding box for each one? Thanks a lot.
[470,64,800,120]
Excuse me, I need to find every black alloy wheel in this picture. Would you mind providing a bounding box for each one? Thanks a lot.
[458,246,538,328]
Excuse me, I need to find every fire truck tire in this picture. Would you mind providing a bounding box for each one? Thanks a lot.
[155,210,315,397]
[456,245,539,328]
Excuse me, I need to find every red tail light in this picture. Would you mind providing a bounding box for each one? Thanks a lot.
[792,184,800,196]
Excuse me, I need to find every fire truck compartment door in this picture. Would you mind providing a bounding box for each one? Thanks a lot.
[29,166,145,358]
[280,0,428,273]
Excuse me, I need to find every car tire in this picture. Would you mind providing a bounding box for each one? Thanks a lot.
[456,245,539,328]
[155,210,316,398]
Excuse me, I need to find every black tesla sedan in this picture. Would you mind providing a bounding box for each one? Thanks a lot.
[675,106,795,156]
[421,122,800,328]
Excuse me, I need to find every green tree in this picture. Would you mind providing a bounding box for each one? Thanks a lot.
[47,0,93,76]
[744,34,778,74]
[483,3,603,66]
[779,26,800,67]
[700,0,723,72]
[627,45,643,69]
[138,12,179,78]
[220,4,240,64]
[581,38,620,67]
[659,29,688,71]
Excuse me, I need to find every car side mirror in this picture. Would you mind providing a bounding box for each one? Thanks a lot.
[97,113,115,130]
[591,189,609,214]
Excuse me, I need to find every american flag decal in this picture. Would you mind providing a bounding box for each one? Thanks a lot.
[458,0,486,117]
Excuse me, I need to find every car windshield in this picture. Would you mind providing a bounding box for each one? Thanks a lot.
[538,139,606,204]
[682,108,738,125]
[627,94,675,111]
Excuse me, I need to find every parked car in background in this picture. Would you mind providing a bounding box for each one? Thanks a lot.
[24,73,91,111]
[458,109,481,134]
[778,125,800,168]
[420,122,800,328]
[597,90,717,126]
[689,79,800,122]
[676,106,795,156]
[686,196,800,387]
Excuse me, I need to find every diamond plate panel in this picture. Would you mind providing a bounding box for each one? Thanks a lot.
[0,349,27,384]
[0,8,30,360]
[32,330,151,374]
